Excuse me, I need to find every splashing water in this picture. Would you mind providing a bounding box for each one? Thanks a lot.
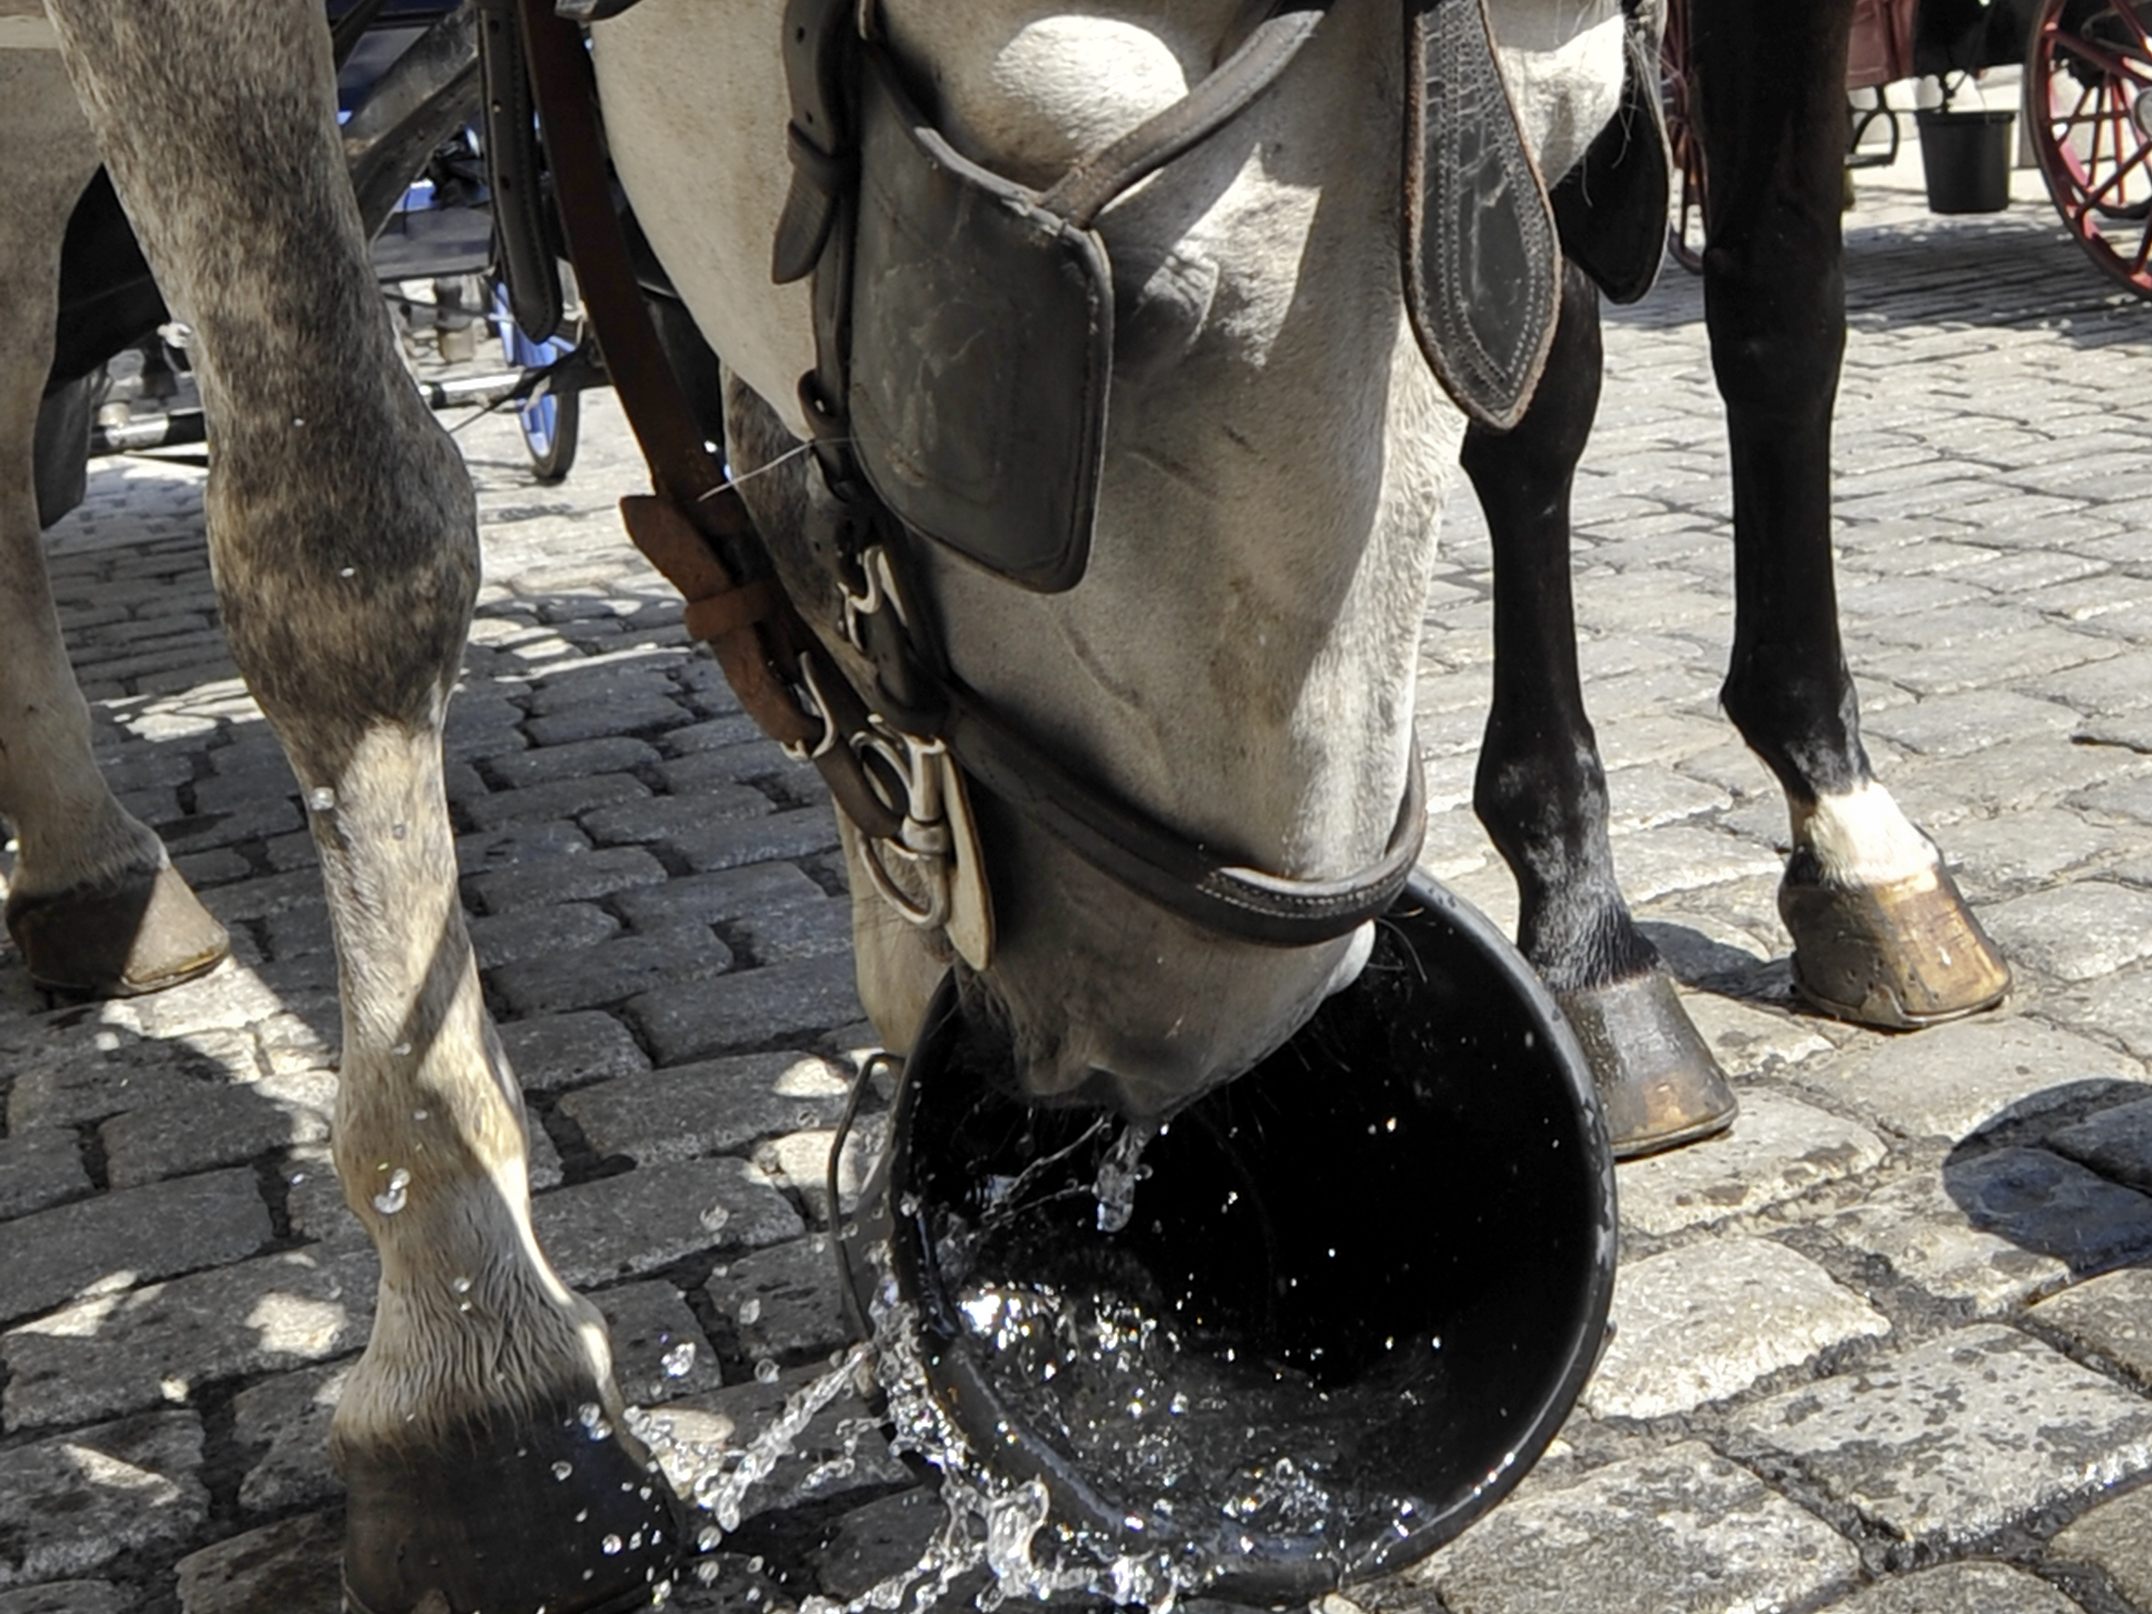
[1092,1122,1155,1234]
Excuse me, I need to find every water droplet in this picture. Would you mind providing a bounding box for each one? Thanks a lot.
[552,1460,573,1481]
[393,1041,413,1057]
[661,1341,697,1379]
[754,1359,780,1384]
[737,1299,763,1326]
[452,1276,472,1294]
[747,1556,765,1574]
[392,822,409,841]
[696,1525,721,1553]
[411,1107,428,1122]
[289,1172,307,1186]
[338,565,355,579]
[698,1203,731,1233]
[371,1167,411,1215]
[307,786,337,812]
[600,1534,623,1556]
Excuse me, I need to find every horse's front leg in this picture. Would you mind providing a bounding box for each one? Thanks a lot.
[46,6,674,1610]
[1465,262,1738,1158]
[0,49,227,996]
[1692,0,2009,1028]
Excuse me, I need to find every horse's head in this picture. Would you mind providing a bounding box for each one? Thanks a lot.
[598,0,1628,1117]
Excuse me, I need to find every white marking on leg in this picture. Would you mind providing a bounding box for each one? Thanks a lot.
[1791,781,1941,888]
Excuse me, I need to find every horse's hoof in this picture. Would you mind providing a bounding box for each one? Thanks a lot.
[5,863,229,997]
[340,1397,680,1614]
[1556,969,1739,1159]
[1779,856,2010,1030]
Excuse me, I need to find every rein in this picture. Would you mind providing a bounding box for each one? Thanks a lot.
[516,0,1437,958]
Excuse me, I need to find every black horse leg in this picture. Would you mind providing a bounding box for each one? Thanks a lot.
[1466,261,1737,1159]
[1692,0,2008,1027]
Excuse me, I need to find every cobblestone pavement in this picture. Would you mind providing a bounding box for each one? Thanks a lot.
[5,139,2152,1614]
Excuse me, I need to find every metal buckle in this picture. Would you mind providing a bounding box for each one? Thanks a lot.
[780,653,843,762]
[840,543,909,655]
[852,721,955,932]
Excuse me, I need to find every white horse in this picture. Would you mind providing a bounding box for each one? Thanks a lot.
[7,0,2004,1607]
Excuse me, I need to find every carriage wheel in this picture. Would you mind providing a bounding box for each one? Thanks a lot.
[488,280,582,485]
[1661,0,1708,273]
[2026,0,2152,298]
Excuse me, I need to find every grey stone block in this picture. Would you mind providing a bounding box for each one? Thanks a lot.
[1409,1441,1857,1614]
[1862,689,2082,759]
[465,844,669,913]
[807,1487,942,1603]
[98,1070,336,1189]
[705,1235,853,1369]
[2031,1269,2152,1389]
[1935,809,2120,892]
[0,1169,272,1326]
[660,715,768,755]
[1982,881,2152,982]
[492,931,736,1016]
[582,788,775,849]
[175,1510,341,1614]
[499,1009,651,1093]
[1808,1563,2084,1614]
[533,1158,805,1288]
[611,861,827,934]
[0,1585,133,1614]
[231,1361,349,1515]
[728,898,852,966]
[461,772,650,831]
[1785,1018,2143,1144]
[5,1023,260,1131]
[2052,1468,2152,1609]
[0,1133,92,1223]
[629,955,865,1066]
[467,900,620,967]
[456,817,592,875]
[670,808,843,875]
[596,1278,725,1404]
[560,1051,852,1165]
[524,690,692,746]
[0,1411,207,1589]
[1585,1239,1890,1420]
[2049,1096,2152,1193]
[1616,1087,1883,1238]
[1731,1326,2152,1549]
[1,1247,374,1431]
[488,734,661,790]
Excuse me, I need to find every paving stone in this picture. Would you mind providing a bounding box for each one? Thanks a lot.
[487,734,661,789]
[1584,1239,1889,1419]
[1808,1563,2085,1613]
[2052,1483,2152,1611]
[467,899,621,967]
[706,1235,853,1368]
[1674,993,1836,1076]
[807,1487,942,1604]
[1932,809,2120,891]
[727,896,853,965]
[1405,1441,1856,1614]
[499,1009,651,1092]
[0,1411,208,1589]
[230,1361,349,1515]
[1730,1326,2152,1549]
[460,771,650,830]
[2042,967,2152,1066]
[0,1132,92,1222]
[2048,1096,2152,1194]
[581,787,776,849]
[0,1585,133,1614]
[524,690,692,745]
[651,1361,909,1529]
[596,1277,726,1403]
[658,715,768,756]
[1861,688,2083,759]
[174,1509,340,1614]
[657,746,793,795]
[611,861,828,933]
[0,1169,272,1326]
[1981,882,2152,982]
[465,844,670,913]
[533,1158,806,1288]
[669,808,844,875]
[1822,1148,2152,1310]
[1616,1089,1887,1237]
[455,817,592,874]
[2031,1270,2152,1390]
[561,1051,853,1165]
[1784,1017,2143,1144]
[1601,824,1783,903]
[629,955,865,1066]
[492,930,737,1016]
[5,1023,260,1130]
[97,1069,336,1189]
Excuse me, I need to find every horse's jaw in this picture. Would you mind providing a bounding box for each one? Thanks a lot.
[844,819,1379,1119]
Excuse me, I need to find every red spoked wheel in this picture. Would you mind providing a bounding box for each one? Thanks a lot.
[2026,0,2152,298]
[1661,0,1708,273]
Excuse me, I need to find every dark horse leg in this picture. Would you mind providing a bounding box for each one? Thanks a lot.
[1465,262,1738,1159]
[1693,0,2008,1027]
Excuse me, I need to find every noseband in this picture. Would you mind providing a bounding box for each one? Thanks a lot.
[518,0,1567,959]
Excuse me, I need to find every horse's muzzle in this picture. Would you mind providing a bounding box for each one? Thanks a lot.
[836,872,1618,1602]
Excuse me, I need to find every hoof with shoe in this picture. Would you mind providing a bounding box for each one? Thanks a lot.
[340,1395,680,1614]
[1779,857,2010,1030]
[1556,969,1739,1159]
[5,863,229,997]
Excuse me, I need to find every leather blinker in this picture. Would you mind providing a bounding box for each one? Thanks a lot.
[844,54,1114,594]
[1550,6,1672,307]
[1402,0,1563,431]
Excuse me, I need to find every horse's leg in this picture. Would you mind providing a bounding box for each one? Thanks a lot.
[1465,262,1737,1158]
[0,51,227,996]
[46,7,674,1610]
[1692,0,2009,1027]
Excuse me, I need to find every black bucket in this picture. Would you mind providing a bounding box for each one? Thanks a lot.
[1917,108,2015,215]
[841,873,1617,1603]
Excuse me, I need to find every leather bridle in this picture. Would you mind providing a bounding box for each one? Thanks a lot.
[518,0,1434,961]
